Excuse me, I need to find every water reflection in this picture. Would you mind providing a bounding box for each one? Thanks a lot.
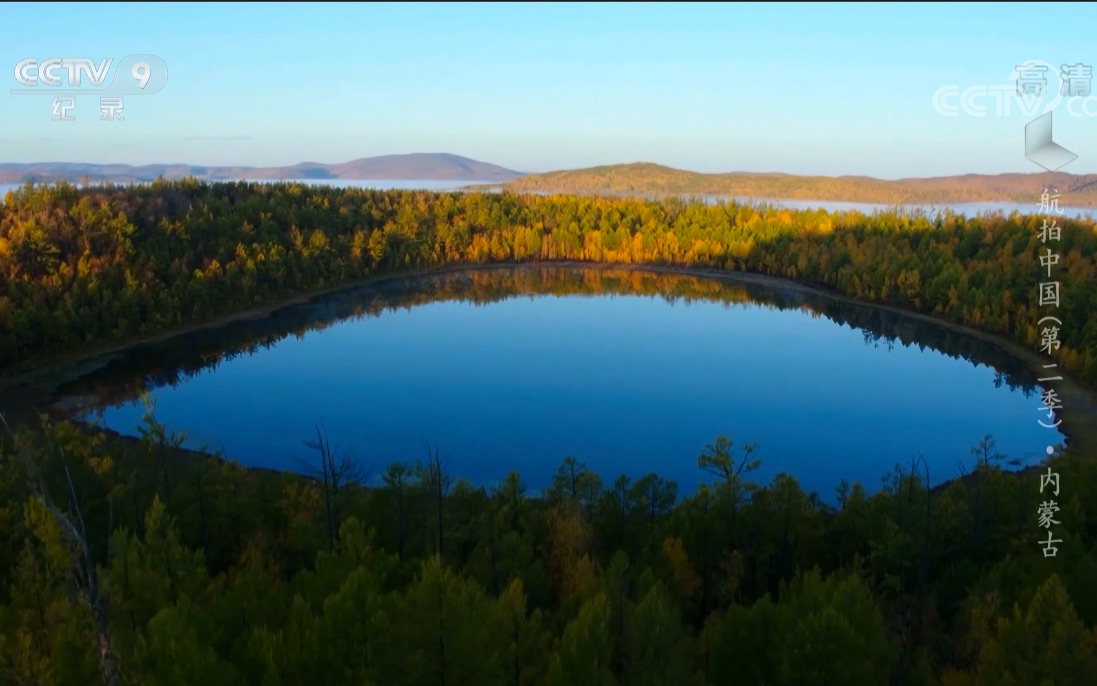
[45,266,1049,412]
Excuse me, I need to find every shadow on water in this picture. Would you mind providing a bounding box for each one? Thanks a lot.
[15,265,1046,422]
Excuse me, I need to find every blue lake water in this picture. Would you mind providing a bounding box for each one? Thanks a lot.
[55,267,1065,501]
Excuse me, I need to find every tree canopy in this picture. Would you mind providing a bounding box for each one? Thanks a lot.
[1,415,1095,685]
[1,179,1096,683]
[2,180,1095,386]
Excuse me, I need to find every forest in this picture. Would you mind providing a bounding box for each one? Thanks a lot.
[1,180,1097,684]
[498,163,1097,207]
[1,180,1095,384]
[1,408,1095,685]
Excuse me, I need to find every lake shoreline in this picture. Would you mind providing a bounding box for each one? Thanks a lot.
[3,260,1093,458]
[58,419,1037,505]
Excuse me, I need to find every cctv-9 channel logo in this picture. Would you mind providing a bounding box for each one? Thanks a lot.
[12,54,168,96]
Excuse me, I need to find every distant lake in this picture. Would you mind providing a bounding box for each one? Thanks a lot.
[2,180,1094,217]
[47,266,1064,501]
[237,179,499,192]
[726,197,1097,220]
[0,179,491,200]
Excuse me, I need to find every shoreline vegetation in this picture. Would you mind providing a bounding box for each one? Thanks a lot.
[3,179,1097,685]
[0,178,1092,454]
[4,390,1094,686]
[5,259,1095,457]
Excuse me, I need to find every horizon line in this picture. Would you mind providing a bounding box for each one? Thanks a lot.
[1,153,1094,183]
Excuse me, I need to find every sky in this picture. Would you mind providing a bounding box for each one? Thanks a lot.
[1,2,1096,178]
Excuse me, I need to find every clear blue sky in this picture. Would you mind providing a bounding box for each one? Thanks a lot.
[2,2,1095,177]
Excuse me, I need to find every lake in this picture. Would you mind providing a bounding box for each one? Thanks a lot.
[2,179,1094,218]
[0,179,492,202]
[47,266,1064,501]
[728,196,1097,220]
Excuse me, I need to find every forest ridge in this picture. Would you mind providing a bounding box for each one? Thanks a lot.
[4,155,1097,206]
[1,180,1097,684]
[2,180,1095,388]
[494,163,1097,207]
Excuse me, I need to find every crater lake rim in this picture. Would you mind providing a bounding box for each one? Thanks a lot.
[24,265,1083,503]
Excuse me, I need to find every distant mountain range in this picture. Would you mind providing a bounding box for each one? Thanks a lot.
[3,154,1097,207]
[493,162,1097,208]
[0,153,524,184]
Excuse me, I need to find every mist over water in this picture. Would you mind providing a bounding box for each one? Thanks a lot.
[2,180,1095,217]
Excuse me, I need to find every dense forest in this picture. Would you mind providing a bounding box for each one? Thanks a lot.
[1,408,1096,685]
[498,163,1097,207]
[2,180,1097,684]
[2,180,1095,383]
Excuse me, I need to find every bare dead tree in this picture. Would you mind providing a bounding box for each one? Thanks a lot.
[1,413,120,686]
[417,441,452,561]
[382,461,412,557]
[298,420,368,552]
[905,453,935,668]
[485,497,499,596]
[136,394,186,506]
[891,462,907,532]
[918,454,932,597]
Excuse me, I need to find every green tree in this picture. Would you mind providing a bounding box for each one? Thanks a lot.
[492,578,551,686]
[623,580,701,686]
[547,592,617,686]
[974,573,1097,685]
[135,596,244,686]
[395,556,504,686]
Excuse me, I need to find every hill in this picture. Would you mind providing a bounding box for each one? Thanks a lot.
[0,153,524,184]
[494,162,1097,207]
[6,156,1097,206]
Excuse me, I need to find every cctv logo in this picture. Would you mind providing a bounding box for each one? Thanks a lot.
[15,58,113,88]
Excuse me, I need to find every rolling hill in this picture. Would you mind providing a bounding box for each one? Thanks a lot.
[4,155,1097,207]
[0,153,524,184]
[492,162,1097,207]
